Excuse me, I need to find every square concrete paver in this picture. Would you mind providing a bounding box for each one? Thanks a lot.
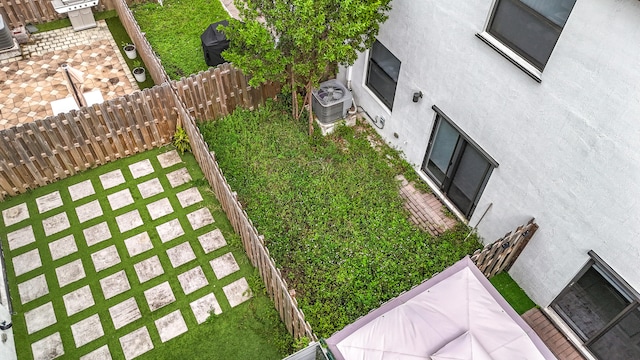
[100,270,131,299]
[223,277,253,308]
[129,159,154,179]
[134,255,164,283]
[178,266,209,295]
[80,345,112,360]
[13,248,42,276]
[198,229,227,254]
[210,252,240,279]
[63,285,95,316]
[7,225,36,251]
[190,293,223,324]
[138,178,164,199]
[32,332,64,360]
[155,310,188,343]
[18,274,49,304]
[43,212,71,236]
[119,327,154,360]
[83,222,112,246]
[110,297,142,329]
[146,198,173,220]
[71,314,104,347]
[76,200,103,223]
[107,189,134,210]
[56,259,86,287]
[100,169,126,190]
[25,301,57,334]
[187,207,215,230]
[156,219,185,243]
[49,234,78,261]
[3,202,29,226]
[177,187,203,208]
[157,150,181,168]
[144,281,176,311]
[124,232,153,257]
[167,167,192,188]
[36,191,63,213]
[91,245,122,272]
[116,210,144,233]
[69,180,96,201]
[166,242,196,268]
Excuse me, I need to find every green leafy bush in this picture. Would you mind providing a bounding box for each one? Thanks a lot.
[173,126,191,154]
[199,101,481,337]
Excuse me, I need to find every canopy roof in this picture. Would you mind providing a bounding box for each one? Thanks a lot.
[326,257,556,360]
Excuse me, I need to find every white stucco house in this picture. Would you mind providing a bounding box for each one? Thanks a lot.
[337,0,640,359]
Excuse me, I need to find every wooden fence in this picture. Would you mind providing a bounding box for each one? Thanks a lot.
[471,218,539,278]
[174,89,315,341]
[0,0,146,28]
[112,0,170,86]
[174,63,280,120]
[0,85,177,200]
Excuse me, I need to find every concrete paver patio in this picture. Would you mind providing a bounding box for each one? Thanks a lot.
[0,21,138,130]
[1,149,254,359]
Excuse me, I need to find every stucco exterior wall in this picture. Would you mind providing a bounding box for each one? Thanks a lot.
[342,0,640,307]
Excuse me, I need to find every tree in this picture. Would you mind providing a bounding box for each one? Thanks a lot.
[222,0,392,135]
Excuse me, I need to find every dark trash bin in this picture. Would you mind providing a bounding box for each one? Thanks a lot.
[201,20,230,67]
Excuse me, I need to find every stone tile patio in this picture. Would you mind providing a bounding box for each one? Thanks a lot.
[198,229,227,254]
[2,150,255,359]
[63,285,95,316]
[49,234,78,260]
[7,225,35,251]
[83,221,112,246]
[31,332,64,360]
[109,298,142,330]
[2,202,30,226]
[0,21,138,130]
[144,281,176,311]
[17,274,49,305]
[134,255,165,283]
[71,314,104,347]
[166,242,196,268]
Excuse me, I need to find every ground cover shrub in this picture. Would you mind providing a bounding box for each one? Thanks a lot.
[131,0,228,80]
[199,101,482,337]
[490,272,537,315]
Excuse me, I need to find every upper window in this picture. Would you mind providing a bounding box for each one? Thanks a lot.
[421,107,497,218]
[366,40,400,110]
[487,0,576,71]
[552,251,640,360]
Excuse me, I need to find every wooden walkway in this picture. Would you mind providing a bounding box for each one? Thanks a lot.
[523,309,587,360]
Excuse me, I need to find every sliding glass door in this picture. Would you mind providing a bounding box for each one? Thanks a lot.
[423,113,495,218]
[552,252,640,359]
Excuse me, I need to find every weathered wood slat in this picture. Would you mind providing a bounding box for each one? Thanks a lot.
[471,219,538,278]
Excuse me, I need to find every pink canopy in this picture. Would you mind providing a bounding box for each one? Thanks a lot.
[326,256,556,360]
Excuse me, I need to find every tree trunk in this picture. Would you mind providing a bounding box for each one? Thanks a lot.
[307,81,313,136]
[291,67,299,119]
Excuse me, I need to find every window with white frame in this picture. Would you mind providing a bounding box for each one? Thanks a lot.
[365,40,400,110]
[486,0,576,71]
[552,251,640,360]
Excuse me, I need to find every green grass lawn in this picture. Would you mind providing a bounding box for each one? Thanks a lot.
[490,272,537,315]
[199,101,482,337]
[131,0,229,80]
[104,14,156,90]
[1,147,293,359]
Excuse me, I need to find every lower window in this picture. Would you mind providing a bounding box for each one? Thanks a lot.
[551,251,640,359]
[421,107,497,217]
